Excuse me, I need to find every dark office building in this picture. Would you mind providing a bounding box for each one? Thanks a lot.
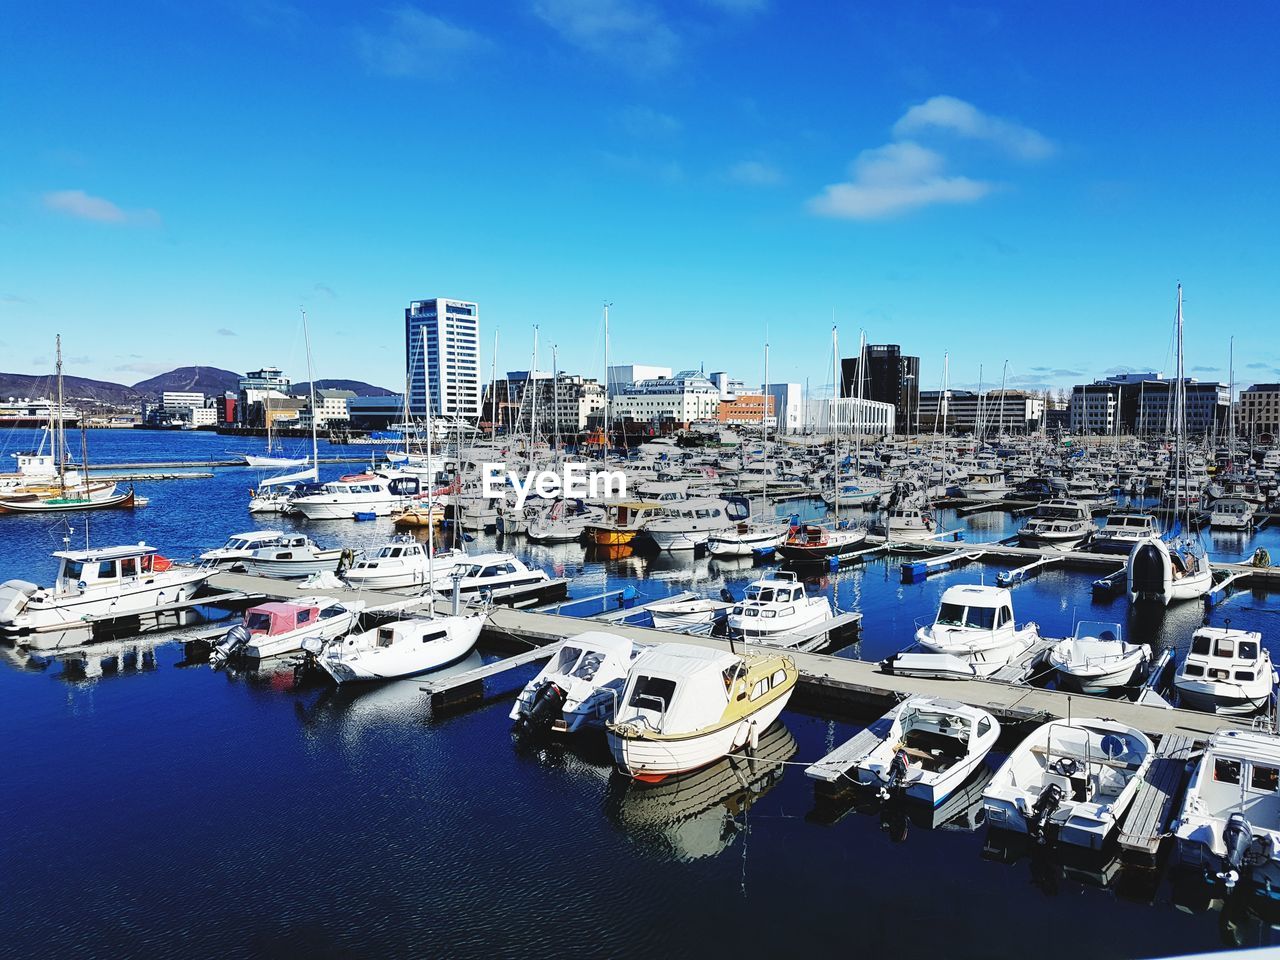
[840,344,920,432]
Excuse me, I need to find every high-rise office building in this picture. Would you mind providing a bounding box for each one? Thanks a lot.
[405,299,481,420]
[840,344,920,432]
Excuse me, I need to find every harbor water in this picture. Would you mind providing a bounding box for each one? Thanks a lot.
[4,429,1280,958]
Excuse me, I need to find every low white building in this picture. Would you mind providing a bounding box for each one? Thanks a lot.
[802,396,896,436]
[607,364,672,398]
[765,382,804,434]
[611,369,721,424]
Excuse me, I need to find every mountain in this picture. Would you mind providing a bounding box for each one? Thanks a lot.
[131,366,241,398]
[291,379,398,397]
[0,372,142,404]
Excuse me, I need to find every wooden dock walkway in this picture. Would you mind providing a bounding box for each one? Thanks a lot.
[804,725,881,787]
[1117,733,1198,861]
[419,642,561,708]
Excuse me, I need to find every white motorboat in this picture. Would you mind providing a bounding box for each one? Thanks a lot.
[914,584,1039,676]
[608,643,797,782]
[959,471,1010,501]
[510,631,644,733]
[239,534,345,579]
[0,544,211,639]
[875,504,939,543]
[1127,536,1213,605]
[1174,627,1277,715]
[290,471,423,520]
[1091,511,1160,554]
[1016,498,1094,549]
[644,497,748,552]
[435,552,551,597]
[647,597,733,631]
[211,596,364,661]
[1209,497,1257,530]
[342,536,465,591]
[836,697,1000,807]
[983,718,1154,849]
[726,571,833,650]
[706,517,791,557]
[1047,620,1150,694]
[1173,729,1280,894]
[527,500,607,543]
[199,530,284,569]
[307,611,482,683]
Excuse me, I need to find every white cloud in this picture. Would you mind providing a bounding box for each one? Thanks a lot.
[357,6,491,78]
[533,0,679,72]
[619,105,681,138]
[727,159,783,186]
[893,95,1055,161]
[43,189,158,225]
[807,141,992,219]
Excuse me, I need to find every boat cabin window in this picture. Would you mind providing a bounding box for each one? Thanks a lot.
[1214,758,1242,784]
[572,652,605,681]
[1191,635,1212,656]
[62,560,84,581]
[318,606,343,620]
[140,555,153,573]
[750,678,769,701]
[771,669,787,686]
[1239,640,1259,660]
[296,609,312,624]
[377,628,395,647]
[120,557,138,578]
[1252,766,1279,793]
[629,675,676,712]
[964,607,996,630]
[1183,664,1204,677]
[937,603,966,626]
[997,607,1012,627]
[246,612,273,633]
[1236,670,1256,682]
[98,560,118,579]
[556,646,583,672]
[1215,638,1235,658]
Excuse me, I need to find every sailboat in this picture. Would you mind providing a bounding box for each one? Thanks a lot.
[0,337,135,514]
[241,389,308,469]
[1127,285,1213,605]
[246,311,321,513]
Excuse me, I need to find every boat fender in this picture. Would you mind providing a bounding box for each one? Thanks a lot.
[748,720,759,751]
[1029,782,1064,844]
[1217,814,1254,889]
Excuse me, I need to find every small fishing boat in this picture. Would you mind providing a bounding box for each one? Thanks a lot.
[1047,620,1150,693]
[646,596,733,631]
[913,584,1039,677]
[510,631,644,733]
[436,552,551,597]
[726,571,833,650]
[306,611,482,683]
[0,544,211,639]
[1016,498,1094,550]
[199,530,284,570]
[211,596,364,662]
[775,523,868,564]
[706,517,791,557]
[1091,511,1160,554]
[239,534,345,579]
[983,718,1154,849]
[342,536,465,591]
[841,697,1000,806]
[1173,729,1280,895]
[608,643,797,782]
[1174,627,1277,715]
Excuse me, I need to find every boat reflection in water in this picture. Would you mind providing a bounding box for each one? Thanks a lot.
[808,762,994,845]
[24,632,171,683]
[1170,865,1280,950]
[982,827,1158,904]
[605,720,797,861]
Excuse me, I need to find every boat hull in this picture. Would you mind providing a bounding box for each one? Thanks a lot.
[7,568,211,640]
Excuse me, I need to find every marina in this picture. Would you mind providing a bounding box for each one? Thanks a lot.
[8,425,1280,957]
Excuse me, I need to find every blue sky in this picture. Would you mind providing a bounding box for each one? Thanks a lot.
[2,0,1278,396]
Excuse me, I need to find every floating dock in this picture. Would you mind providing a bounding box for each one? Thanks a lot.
[1116,733,1199,862]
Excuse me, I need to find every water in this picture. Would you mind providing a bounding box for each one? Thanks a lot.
[3,429,1280,958]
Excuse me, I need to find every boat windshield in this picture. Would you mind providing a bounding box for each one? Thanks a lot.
[246,612,274,633]
[1074,620,1122,643]
[936,603,966,626]
[629,675,676,712]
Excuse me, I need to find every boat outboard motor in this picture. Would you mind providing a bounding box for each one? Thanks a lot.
[1029,782,1065,844]
[879,749,912,800]
[212,623,250,664]
[1129,542,1166,598]
[517,680,567,730]
[1216,814,1254,890]
[720,587,736,604]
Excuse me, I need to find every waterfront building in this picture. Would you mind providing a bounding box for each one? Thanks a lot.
[298,389,355,430]
[917,390,1044,434]
[1236,384,1280,441]
[717,394,775,427]
[606,364,672,399]
[802,396,895,435]
[237,367,290,427]
[1068,374,1227,436]
[765,382,804,434]
[840,344,920,431]
[347,395,405,430]
[708,371,748,402]
[611,369,720,424]
[484,371,606,435]
[405,298,481,420]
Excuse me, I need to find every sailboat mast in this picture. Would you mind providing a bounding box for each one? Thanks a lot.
[56,334,66,495]
[603,301,612,454]
[763,338,770,513]
[552,343,560,457]
[529,324,539,451]
[301,309,318,471]
[831,324,840,523]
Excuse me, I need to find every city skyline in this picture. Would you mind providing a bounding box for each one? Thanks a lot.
[3,3,1278,394]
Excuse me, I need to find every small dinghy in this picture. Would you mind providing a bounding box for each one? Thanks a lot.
[880,652,978,680]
